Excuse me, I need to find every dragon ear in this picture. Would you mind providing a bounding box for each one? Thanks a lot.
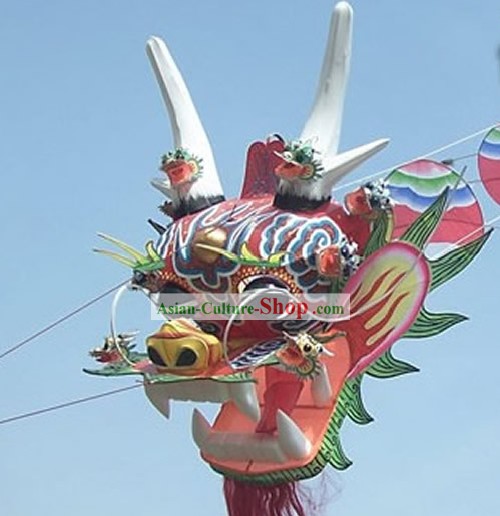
[336,242,430,378]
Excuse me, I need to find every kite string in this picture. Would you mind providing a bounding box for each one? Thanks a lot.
[0,383,142,426]
[429,212,500,260]
[332,123,496,193]
[0,279,130,362]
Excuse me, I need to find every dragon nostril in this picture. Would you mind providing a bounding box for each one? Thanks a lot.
[175,348,197,367]
[147,346,166,367]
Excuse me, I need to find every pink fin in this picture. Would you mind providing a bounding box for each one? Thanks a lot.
[239,137,284,198]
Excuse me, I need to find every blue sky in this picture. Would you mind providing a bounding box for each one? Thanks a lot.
[1,1,499,515]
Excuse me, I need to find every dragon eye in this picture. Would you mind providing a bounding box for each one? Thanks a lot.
[133,270,147,286]
[241,276,288,291]
[303,343,312,353]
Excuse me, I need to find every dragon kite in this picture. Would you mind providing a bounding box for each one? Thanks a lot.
[86,2,496,515]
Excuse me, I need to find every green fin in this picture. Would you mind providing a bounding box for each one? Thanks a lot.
[429,230,492,291]
[404,307,467,339]
[346,375,374,425]
[328,436,353,470]
[400,188,449,249]
[364,210,391,257]
[366,349,419,378]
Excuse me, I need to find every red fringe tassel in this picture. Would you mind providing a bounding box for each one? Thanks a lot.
[223,478,308,516]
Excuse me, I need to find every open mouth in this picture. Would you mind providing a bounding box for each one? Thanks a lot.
[145,335,351,477]
[273,151,315,181]
[163,160,195,185]
[274,160,311,180]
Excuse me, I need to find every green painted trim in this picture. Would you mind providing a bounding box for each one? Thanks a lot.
[346,374,374,425]
[366,349,419,378]
[429,230,492,291]
[403,307,467,339]
[364,211,390,257]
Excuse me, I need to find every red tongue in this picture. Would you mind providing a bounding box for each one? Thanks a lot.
[255,367,304,434]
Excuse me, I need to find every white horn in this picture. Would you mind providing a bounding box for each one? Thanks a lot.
[322,138,390,189]
[300,1,353,156]
[273,3,390,205]
[146,36,224,203]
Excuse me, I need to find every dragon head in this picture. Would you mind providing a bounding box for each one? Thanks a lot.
[160,147,203,186]
[87,0,491,503]
[274,140,323,181]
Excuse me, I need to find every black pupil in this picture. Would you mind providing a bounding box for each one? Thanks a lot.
[243,277,288,291]
[303,344,312,353]
[176,348,197,367]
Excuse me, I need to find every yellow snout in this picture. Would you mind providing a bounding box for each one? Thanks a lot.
[146,321,222,376]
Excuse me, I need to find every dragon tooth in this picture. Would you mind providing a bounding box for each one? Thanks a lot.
[228,382,261,422]
[144,383,171,419]
[311,364,334,407]
[191,408,212,450]
[276,410,312,460]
